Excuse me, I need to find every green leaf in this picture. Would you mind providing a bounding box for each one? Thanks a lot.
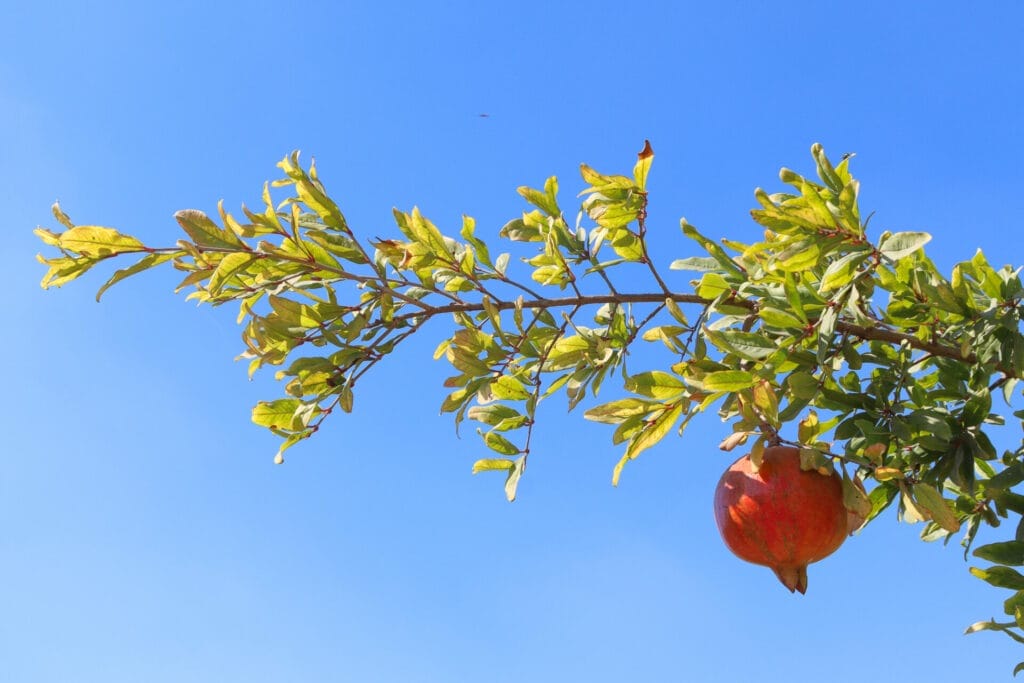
[251,398,304,431]
[625,403,684,460]
[865,484,898,523]
[759,307,805,329]
[517,177,561,216]
[971,566,1024,590]
[293,176,347,230]
[504,455,526,502]
[95,251,177,301]
[975,541,1024,567]
[468,404,523,428]
[783,273,809,323]
[772,240,820,272]
[963,390,992,427]
[987,463,1024,492]
[446,344,489,376]
[696,272,731,299]
[544,335,590,371]
[819,251,869,292]
[584,398,656,424]
[879,231,931,260]
[460,215,492,268]
[787,372,819,399]
[482,375,531,402]
[611,452,631,487]
[609,231,644,260]
[625,371,687,399]
[703,370,757,392]
[483,431,521,456]
[912,482,961,533]
[680,221,747,279]
[705,329,778,361]
[272,430,311,465]
[407,207,451,258]
[208,252,257,296]
[1007,592,1024,617]
[579,164,635,192]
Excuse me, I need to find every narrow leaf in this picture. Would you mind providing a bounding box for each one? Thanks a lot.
[625,403,684,460]
[96,251,177,301]
[975,541,1024,567]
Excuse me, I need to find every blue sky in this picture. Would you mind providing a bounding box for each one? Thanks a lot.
[5,2,1024,681]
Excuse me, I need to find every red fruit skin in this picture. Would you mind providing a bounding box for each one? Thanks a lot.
[713,446,848,594]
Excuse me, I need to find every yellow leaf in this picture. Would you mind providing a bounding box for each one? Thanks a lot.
[59,226,145,257]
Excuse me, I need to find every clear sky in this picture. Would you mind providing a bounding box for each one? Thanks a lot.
[4,1,1024,681]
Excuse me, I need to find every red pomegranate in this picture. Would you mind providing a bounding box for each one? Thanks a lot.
[713,446,847,594]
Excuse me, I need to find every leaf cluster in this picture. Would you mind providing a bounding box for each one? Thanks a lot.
[35,141,1024,668]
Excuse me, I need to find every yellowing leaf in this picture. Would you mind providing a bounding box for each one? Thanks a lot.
[752,381,779,426]
[863,442,887,465]
[633,139,654,190]
[842,471,872,534]
[472,458,515,475]
[874,467,904,481]
[59,226,146,257]
[37,253,97,288]
[252,398,303,430]
[175,209,244,249]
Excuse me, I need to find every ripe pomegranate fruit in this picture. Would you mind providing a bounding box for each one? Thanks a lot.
[713,446,847,594]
